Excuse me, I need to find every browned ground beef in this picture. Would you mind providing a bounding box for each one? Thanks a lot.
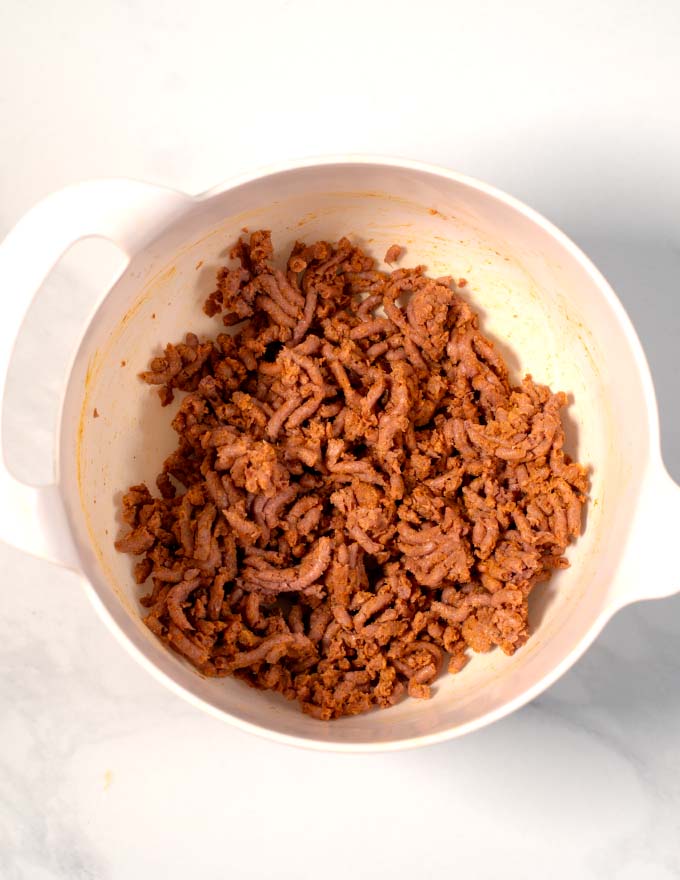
[114,231,588,719]
[384,244,403,264]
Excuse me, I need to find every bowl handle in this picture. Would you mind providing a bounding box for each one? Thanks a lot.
[0,179,192,569]
[610,463,680,610]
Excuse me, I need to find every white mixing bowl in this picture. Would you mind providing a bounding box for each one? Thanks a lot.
[1,157,678,751]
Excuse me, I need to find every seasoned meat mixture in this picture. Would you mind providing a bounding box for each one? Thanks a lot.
[114,231,588,719]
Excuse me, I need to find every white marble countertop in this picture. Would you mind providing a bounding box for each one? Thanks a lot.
[1,1,679,877]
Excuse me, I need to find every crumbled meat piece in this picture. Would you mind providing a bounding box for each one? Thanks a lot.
[115,229,588,719]
[384,244,403,264]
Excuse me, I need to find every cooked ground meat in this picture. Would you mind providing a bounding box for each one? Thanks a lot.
[384,244,403,264]
[115,231,588,720]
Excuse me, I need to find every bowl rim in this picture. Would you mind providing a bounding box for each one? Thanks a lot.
[81,154,661,751]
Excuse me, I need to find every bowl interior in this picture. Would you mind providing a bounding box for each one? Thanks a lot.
[62,162,650,747]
